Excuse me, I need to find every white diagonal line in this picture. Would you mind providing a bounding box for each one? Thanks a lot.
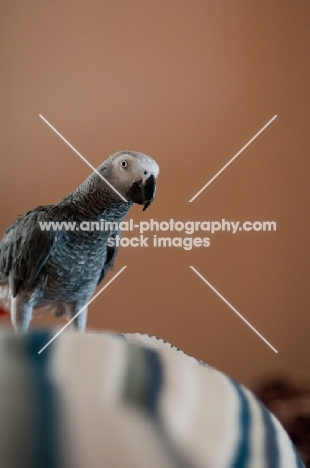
[39,114,128,202]
[189,115,277,202]
[38,266,127,354]
[190,266,278,353]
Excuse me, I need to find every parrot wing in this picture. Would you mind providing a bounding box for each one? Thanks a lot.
[0,206,62,297]
[97,229,120,286]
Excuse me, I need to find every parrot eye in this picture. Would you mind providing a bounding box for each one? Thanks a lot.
[120,160,128,168]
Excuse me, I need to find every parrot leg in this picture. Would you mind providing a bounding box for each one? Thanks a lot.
[11,295,33,332]
[67,303,88,332]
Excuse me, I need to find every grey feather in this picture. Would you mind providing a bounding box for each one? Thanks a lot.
[0,150,159,332]
[96,229,120,286]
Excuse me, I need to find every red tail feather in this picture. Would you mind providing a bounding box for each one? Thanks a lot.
[0,307,9,317]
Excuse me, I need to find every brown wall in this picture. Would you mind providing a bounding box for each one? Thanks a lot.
[1,0,309,386]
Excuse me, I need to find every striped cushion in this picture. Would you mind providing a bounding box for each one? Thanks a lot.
[0,330,304,468]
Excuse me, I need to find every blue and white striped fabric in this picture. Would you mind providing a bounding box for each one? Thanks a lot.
[0,330,304,468]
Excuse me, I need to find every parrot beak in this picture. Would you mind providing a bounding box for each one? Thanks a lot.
[141,173,156,211]
[126,173,156,211]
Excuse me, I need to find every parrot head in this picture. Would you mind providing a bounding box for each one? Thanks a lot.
[99,151,159,210]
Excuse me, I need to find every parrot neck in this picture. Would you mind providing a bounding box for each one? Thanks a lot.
[62,180,132,220]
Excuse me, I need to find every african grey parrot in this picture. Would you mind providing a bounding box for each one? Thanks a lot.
[0,150,159,332]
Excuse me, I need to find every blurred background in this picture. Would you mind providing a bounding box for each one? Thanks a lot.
[1,0,309,387]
